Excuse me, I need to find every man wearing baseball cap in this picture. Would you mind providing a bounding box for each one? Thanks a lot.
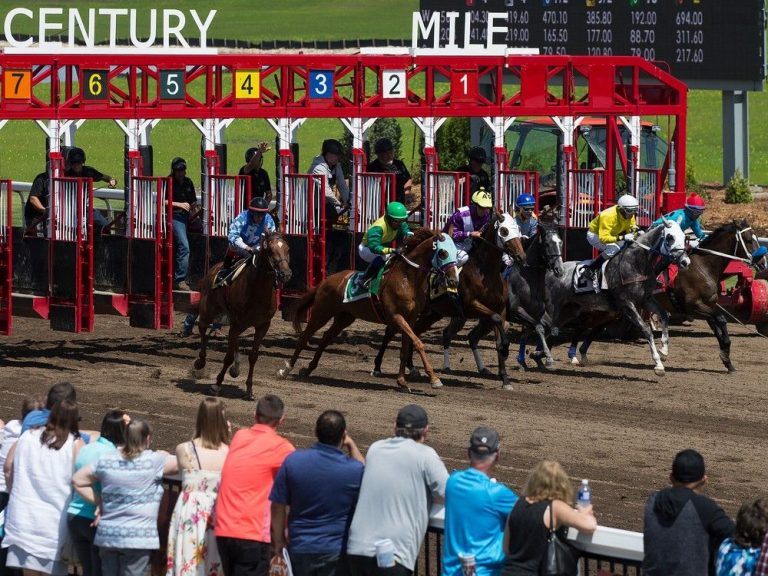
[643,449,734,576]
[347,404,448,576]
[442,427,518,576]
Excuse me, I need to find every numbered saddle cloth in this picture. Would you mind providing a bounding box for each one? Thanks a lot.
[573,260,609,294]
[343,266,387,303]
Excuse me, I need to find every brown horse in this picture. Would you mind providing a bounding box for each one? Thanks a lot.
[372,212,527,390]
[277,228,460,390]
[656,219,767,372]
[193,230,292,399]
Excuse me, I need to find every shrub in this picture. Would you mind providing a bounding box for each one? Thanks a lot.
[724,169,752,204]
[685,162,707,198]
[435,117,471,170]
[340,117,404,176]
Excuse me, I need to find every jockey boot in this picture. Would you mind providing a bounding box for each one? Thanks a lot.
[356,257,385,290]
[582,254,605,280]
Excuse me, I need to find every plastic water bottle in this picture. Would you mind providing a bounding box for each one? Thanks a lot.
[577,479,592,509]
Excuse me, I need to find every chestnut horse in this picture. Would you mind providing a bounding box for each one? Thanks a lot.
[193,231,292,399]
[371,212,527,390]
[278,229,459,390]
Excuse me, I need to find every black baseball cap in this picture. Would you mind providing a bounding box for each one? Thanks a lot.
[396,404,428,429]
[374,138,394,154]
[469,426,500,455]
[171,157,187,171]
[672,449,706,483]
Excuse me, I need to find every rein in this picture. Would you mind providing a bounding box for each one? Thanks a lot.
[692,227,755,265]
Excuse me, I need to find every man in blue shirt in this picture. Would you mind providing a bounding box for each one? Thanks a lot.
[270,410,365,576]
[224,196,277,269]
[443,427,518,576]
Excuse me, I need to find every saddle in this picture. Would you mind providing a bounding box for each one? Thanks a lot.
[343,265,388,303]
[573,260,609,294]
[213,258,250,289]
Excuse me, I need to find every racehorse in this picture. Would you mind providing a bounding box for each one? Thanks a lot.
[654,219,767,372]
[278,229,460,390]
[193,231,292,400]
[546,218,690,376]
[370,212,527,390]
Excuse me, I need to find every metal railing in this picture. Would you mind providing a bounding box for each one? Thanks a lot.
[497,170,540,212]
[282,174,326,237]
[636,169,662,228]
[424,171,470,230]
[49,177,92,241]
[205,175,251,238]
[127,177,169,240]
[566,169,604,229]
[355,172,395,233]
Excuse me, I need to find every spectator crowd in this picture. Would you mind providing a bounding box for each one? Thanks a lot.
[0,381,765,576]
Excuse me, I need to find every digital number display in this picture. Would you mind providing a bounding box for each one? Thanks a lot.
[419,0,766,88]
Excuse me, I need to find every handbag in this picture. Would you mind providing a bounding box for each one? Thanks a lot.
[539,500,580,576]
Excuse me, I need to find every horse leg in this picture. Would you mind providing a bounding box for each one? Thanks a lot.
[244,321,272,401]
[391,313,443,389]
[622,303,665,376]
[442,318,466,372]
[193,319,210,374]
[398,337,414,393]
[534,323,555,370]
[517,331,528,371]
[209,328,243,395]
[300,313,356,378]
[645,299,670,360]
[707,313,735,373]
[373,324,397,377]
[277,307,335,378]
[487,315,514,391]
[468,317,496,376]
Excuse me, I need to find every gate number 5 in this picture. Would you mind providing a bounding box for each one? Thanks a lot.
[383,71,406,99]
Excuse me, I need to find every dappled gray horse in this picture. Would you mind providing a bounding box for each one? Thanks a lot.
[547,219,690,375]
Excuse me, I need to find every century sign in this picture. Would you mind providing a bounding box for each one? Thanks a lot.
[2,7,217,51]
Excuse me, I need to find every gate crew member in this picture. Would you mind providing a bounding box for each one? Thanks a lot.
[444,188,493,267]
[366,138,413,205]
[238,142,273,202]
[582,194,639,289]
[514,193,539,243]
[63,147,116,233]
[224,196,276,269]
[169,157,198,291]
[456,146,492,193]
[354,201,412,290]
[651,193,707,243]
[309,139,351,275]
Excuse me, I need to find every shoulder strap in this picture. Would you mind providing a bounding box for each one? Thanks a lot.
[190,440,202,470]
[548,499,556,534]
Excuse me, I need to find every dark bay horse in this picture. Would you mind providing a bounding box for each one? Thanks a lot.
[655,219,767,372]
[193,231,292,399]
[546,219,690,375]
[278,229,460,390]
[371,212,526,390]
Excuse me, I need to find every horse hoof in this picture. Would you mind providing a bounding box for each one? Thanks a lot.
[517,362,527,373]
[727,366,737,374]
[371,369,383,377]
[277,361,292,379]
[544,359,556,371]
[479,367,493,376]
[242,391,255,401]
[570,356,580,366]
[442,366,452,374]
[406,367,422,379]
[205,385,221,397]
[298,367,311,378]
[396,377,412,393]
[579,355,589,366]
[431,379,443,389]
[502,383,514,391]
[659,353,668,362]
[654,366,666,377]
[193,359,206,371]
[229,365,240,378]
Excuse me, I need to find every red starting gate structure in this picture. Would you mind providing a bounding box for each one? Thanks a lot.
[497,170,540,213]
[354,172,395,236]
[424,171,470,230]
[0,180,11,335]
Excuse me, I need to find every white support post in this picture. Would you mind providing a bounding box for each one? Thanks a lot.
[413,117,447,149]
[620,116,641,197]
[341,117,377,232]
[35,119,84,177]
[551,116,582,208]
[267,118,307,218]
[483,116,516,194]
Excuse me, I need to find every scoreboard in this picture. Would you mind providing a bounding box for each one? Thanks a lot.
[418,0,767,90]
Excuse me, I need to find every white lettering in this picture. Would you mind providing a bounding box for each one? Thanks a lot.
[98,9,128,48]
[486,12,507,50]
[129,9,157,49]
[69,9,95,48]
[190,10,216,47]
[444,12,460,49]
[412,11,440,50]
[39,8,63,49]
[463,13,483,49]
[163,9,189,48]
[4,8,34,48]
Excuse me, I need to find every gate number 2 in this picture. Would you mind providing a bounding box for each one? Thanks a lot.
[382,71,406,99]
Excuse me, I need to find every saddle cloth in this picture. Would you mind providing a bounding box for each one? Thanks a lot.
[213,258,249,289]
[573,260,609,294]
[343,266,387,303]
[429,266,463,300]
[654,263,679,294]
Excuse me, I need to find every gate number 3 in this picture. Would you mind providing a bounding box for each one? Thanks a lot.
[382,71,406,99]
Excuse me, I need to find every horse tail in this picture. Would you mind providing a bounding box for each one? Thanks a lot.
[291,287,318,334]
[192,263,223,315]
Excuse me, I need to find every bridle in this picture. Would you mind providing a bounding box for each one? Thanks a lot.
[258,233,291,284]
[693,226,765,268]
[396,236,459,289]
[632,226,688,265]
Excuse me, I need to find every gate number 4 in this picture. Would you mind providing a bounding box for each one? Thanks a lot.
[382,71,406,99]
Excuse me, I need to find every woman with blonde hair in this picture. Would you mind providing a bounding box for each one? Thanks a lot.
[73,417,178,576]
[166,398,231,575]
[502,460,597,575]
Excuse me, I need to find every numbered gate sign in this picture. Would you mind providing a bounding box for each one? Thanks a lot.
[2,69,31,100]
[234,70,260,99]
[160,70,185,100]
[451,69,478,103]
[382,70,406,100]
[83,70,109,100]
[309,70,334,99]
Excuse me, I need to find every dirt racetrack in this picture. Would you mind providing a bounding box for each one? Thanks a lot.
[1,312,766,533]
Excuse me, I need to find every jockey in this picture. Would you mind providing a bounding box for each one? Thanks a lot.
[444,187,493,267]
[355,201,413,288]
[514,193,538,240]
[651,193,707,242]
[582,194,639,284]
[224,196,276,268]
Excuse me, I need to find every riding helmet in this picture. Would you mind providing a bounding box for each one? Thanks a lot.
[67,147,86,164]
[684,193,706,214]
[616,194,639,213]
[471,187,493,208]
[516,193,536,208]
[386,201,408,220]
[469,146,487,163]
[374,138,394,154]
[171,157,187,171]
[322,139,343,156]
[249,196,269,212]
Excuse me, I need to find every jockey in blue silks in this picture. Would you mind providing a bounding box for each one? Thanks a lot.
[651,193,707,242]
[224,196,276,268]
[514,193,538,240]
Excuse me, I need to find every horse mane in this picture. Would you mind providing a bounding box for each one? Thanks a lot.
[402,227,437,254]
[698,220,743,248]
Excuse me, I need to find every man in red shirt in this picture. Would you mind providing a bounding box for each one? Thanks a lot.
[216,395,295,576]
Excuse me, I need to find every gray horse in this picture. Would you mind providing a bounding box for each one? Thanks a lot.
[546,218,690,375]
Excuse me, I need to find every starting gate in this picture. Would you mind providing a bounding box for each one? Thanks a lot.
[354,172,395,268]
[0,180,11,335]
[497,171,540,213]
[204,175,251,271]
[281,174,327,310]
[48,177,94,332]
[564,169,604,260]
[126,176,174,329]
[636,169,663,228]
[424,172,470,230]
